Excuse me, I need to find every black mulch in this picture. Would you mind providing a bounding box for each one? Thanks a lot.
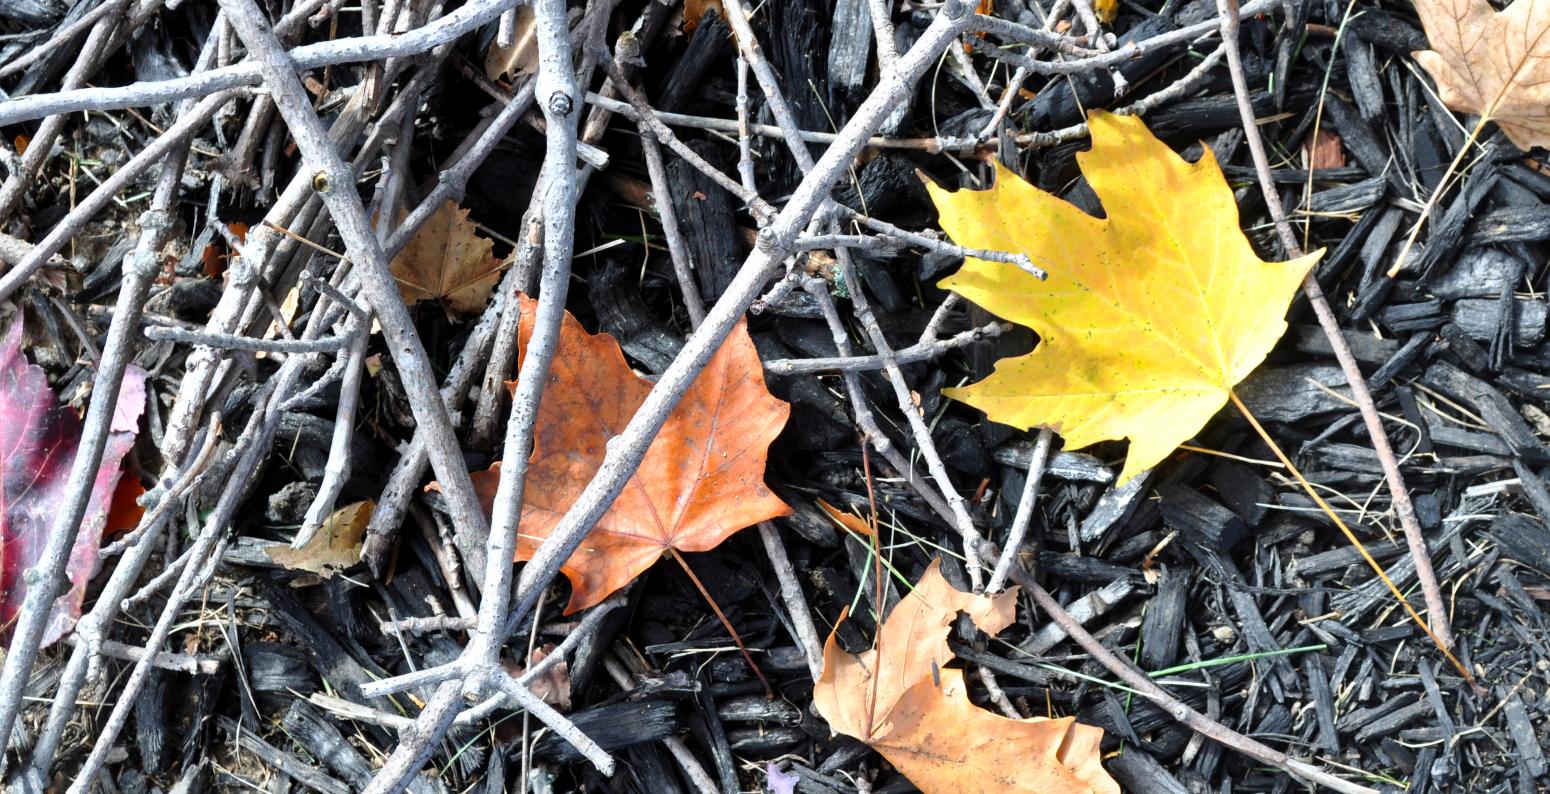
[4,0,1550,791]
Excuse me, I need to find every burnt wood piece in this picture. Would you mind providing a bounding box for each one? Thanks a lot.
[694,685,739,794]
[1210,461,1271,526]
[667,140,741,304]
[1512,460,1550,527]
[831,154,923,218]
[0,0,67,26]
[133,670,169,772]
[1323,96,1403,194]
[1451,297,1547,348]
[218,716,351,794]
[1379,300,1446,333]
[1466,204,1550,245]
[992,443,1113,483]
[1369,332,1430,389]
[1291,537,1407,577]
[1159,485,1297,692]
[1078,472,1152,543]
[532,700,685,763]
[1489,514,1550,577]
[1331,522,1462,619]
[755,0,826,193]
[1291,324,1398,365]
[1107,745,1190,794]
[1139,565,1190,671]
[1307,176,1385,213]
[1429,247,1525,299]
[1347,8,1427,51]
[1236,365,1348,422]
[279,699,457,794]
[1433,323,1492,373]
[1420,360,1550,461]
[281,700,372,789]
[1303,654,1340,753]
[1342,32,1384,121]
[1413,165,1500,282]
[1036,551,1144,586]
[1504,695,1549,778]
[590,257,684,374]
[827,0,871,106]
[260,580,394,708]
[653,10,732,113]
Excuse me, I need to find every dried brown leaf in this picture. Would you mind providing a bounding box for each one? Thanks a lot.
[484,6,539,82]
[389,202,505,319]
[266,500,373,578]
[1413,0,1550,150]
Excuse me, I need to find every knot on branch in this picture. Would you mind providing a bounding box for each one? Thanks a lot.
[756,227,783,254]
[547,91,574,118]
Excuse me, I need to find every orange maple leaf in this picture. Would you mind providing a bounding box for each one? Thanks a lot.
[464,295,791,613]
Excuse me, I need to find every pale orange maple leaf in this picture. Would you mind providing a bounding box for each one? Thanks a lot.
[813,561,1118,794]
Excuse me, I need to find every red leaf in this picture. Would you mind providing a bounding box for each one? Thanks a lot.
[0,322,145,648]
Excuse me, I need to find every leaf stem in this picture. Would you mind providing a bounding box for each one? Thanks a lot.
[1385,114,1491,278]
[667,547,772,696]
[1226,389,1482,693]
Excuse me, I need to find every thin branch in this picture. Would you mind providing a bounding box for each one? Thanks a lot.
[506,0,979,645]
[219,0,491,592]
[981,540,1377,794]
[1214,0,1452,651]
[0,0,522,125]
[0,140,194,757]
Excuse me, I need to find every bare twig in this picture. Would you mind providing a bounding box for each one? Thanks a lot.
[1214,0,1452,651]
[218,0,490,591]
[359,0,613,786]
[18,159,202,785]
[836,244,990,588]
[982,540,1375,793]
[759,522,825,680]
[0,141,193,761]
[506,0,979,647]
[0,0,522,125]
[987,427,1053,593]
[764,320,1010,375]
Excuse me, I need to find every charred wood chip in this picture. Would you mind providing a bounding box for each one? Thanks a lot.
[1421,360,1550,460]
[1306,175,1386,214]
[1346,9,1428,52]
[1236,364,1348,423]
[1488,513,1550,577]
[1451,297,1547,348]
[1291,323,1398,365]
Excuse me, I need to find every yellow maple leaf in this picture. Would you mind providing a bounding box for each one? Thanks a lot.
[813,561,1117,794]
[389,201,507,319]
[1412,0,1550,151]
[926,112,1322,484]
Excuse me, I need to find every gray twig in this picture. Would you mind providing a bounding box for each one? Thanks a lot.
[1213,0,1452,652]
[505,0,979,652]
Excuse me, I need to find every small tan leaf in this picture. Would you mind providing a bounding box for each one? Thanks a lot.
[389,202,506,319]
[484,6,540,82]
[266,500,374,578]
[1412,0,1550,150]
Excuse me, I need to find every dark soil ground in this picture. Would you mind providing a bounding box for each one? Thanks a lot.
[3,0,1549,791]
